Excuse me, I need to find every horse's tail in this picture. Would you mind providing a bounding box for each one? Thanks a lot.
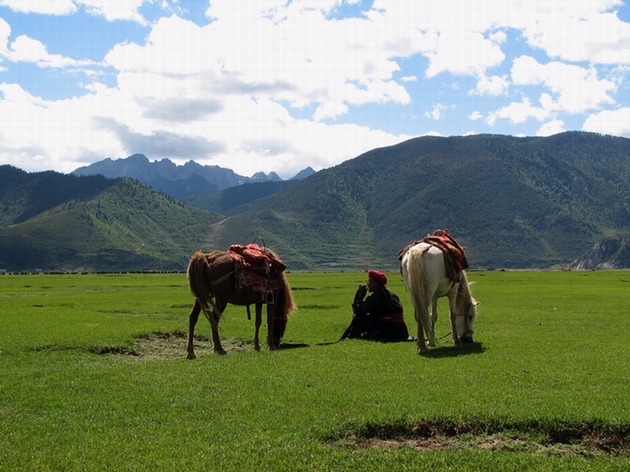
[406,244,428,310]
[406,244,433,341]
[278,271,297,316]
[272,271,297,346]
[187,251,224,316]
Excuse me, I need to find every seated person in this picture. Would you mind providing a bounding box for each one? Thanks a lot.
[346,270,411,342]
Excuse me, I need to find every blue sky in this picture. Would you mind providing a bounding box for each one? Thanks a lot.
[1,0,629,178]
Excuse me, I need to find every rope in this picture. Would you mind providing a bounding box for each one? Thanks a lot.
[209,268,236,287]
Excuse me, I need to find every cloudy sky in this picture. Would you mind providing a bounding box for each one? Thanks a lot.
[0,0,629,178]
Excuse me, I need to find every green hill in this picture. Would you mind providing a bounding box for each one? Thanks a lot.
[0,167,222,272]
[203,132,630,270]
[2,132,629,272]
[180,180,298,214]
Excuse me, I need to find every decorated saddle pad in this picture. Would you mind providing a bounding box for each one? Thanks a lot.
[227,244,287,292]
[399,229,469,281]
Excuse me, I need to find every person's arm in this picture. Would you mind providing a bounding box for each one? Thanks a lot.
[353,287,383,315]
[352,284,368,314]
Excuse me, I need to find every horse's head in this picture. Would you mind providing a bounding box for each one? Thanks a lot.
[271,274,296,347]
[272,315,288,347]
[455,273,478,343]
[456,296,479,343]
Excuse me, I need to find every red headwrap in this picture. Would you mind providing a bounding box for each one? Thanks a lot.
[368,270,387,285]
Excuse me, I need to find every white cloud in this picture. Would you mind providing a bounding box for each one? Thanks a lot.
[7,35,94,68]
[489,31,507,44]
[105,11,412,122]
[422,131,444,137]
[0,17,9,57]
[0,0,77,15]
[583,108,630,137]
[426,104,450,121]
[487,97,549,125]
[0,79,409,177]
[1,0,629,176]
[537,119,565,136]
[79,0,148,23]
[517,1,630,64]
[424,30,505,78]
[512,56,617,113]
[0,0,148,23]
[472,74,509,96]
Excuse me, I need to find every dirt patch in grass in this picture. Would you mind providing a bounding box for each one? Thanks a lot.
[92,331,254,360]
[333,419,630,457]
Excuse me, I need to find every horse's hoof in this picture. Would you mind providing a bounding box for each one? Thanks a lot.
[186,352,197,360]
[214,349,227,355]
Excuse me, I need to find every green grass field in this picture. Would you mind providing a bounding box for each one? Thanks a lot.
[1,270,629,471]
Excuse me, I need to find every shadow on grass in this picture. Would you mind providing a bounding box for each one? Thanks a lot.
[276,340,487,358]
[277,342,313,349]
[422,341,486,358]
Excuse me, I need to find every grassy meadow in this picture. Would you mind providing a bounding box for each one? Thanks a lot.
[1,270,629,470]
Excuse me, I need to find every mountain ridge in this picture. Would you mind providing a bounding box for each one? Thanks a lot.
[2,132,630,271]
[72,154,315,198]
[202,132,630,270]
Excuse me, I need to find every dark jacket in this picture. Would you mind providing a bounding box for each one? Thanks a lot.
[348,286,410,341]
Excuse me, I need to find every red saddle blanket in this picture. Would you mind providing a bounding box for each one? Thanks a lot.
[227,244,287,292]
[228,243,286,273]
[399,229,469,281]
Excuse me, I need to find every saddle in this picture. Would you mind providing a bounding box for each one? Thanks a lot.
[227,243,287,293]
[399,229,469,281]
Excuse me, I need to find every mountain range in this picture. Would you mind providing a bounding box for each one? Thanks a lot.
[1,132,629,272]
[72,154,315,197]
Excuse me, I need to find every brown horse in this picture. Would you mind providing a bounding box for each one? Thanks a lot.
[186,250,296,358]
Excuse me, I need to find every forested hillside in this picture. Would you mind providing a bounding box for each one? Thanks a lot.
[0,167,222,272]
[203,132,630,269]
[2,132,629,271]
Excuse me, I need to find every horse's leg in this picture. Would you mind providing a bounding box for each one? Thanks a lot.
[448,283,461,345]
[414,305,431,353]
[187,300,201,359]
[253,303,262,351]
[208,298,228,355]
[429,297,438,346]
[266,302,276,351]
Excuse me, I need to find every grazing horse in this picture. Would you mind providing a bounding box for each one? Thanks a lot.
[186,249,296,358]
[400,240,478,353]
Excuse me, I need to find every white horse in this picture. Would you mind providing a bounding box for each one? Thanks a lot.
[400,242,478,353]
